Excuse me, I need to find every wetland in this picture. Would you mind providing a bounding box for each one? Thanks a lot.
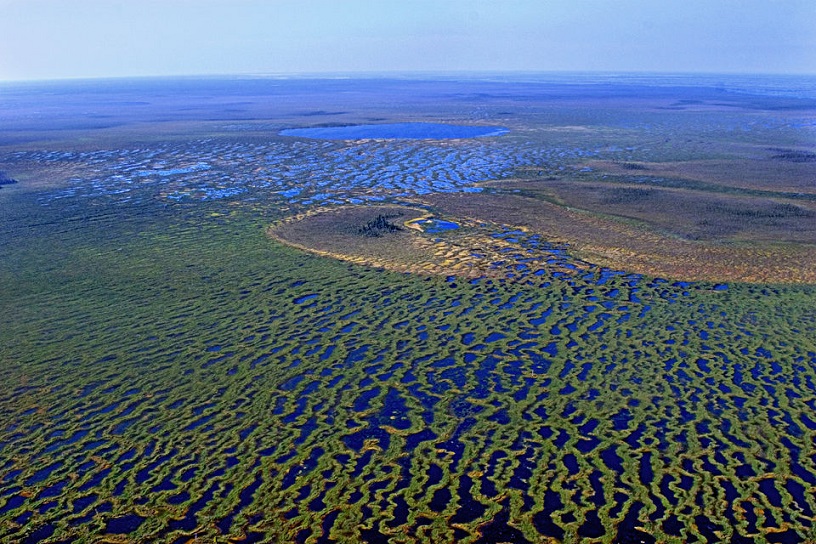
[1,74,815,543]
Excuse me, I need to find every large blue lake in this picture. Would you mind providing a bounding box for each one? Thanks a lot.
[280,122,508,140]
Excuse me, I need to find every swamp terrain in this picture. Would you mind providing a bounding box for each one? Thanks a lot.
[1,74,816,543]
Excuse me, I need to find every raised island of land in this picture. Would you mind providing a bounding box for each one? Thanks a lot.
[269,166,816,283]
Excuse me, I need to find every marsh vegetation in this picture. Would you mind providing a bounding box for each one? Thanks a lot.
[1,74,815,543]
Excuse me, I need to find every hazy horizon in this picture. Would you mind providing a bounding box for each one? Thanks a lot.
[2,0,815,82]
[6,69,816,86]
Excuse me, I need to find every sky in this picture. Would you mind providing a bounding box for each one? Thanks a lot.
[1,0,815,81]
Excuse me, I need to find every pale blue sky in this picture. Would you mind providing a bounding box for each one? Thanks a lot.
[1,0,814,81]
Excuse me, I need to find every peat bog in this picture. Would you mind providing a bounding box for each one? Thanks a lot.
[1,75,815,543]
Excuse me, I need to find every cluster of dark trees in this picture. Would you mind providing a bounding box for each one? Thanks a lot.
[357,214,404,237]
[618,162,649,170]
[0,171,18,187]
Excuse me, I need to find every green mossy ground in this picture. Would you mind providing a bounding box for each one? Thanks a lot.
[1,192,815,543]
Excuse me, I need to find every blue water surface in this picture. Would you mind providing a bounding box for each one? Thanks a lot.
[418,219,460,234]
[280,123,508,140]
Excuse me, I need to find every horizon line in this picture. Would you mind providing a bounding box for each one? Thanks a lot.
[3,68,816,85]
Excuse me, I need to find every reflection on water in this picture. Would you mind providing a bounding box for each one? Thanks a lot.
[416,218,460,234]
[280,122,508,140]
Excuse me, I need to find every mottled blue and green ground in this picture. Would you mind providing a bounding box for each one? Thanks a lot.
[1,75,815,543]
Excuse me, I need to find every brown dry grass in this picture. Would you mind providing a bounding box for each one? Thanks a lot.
[584,156,816,194]
[421,192,816,283]
[268,205,491,277]
[268,205,591,280]
[488,178,816,245]
[267,194,816,284]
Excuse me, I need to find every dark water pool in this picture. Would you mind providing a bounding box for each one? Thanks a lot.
[280,123,508,140]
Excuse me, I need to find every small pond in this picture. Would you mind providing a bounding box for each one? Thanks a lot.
[279,123,508,140]
[417,218,460,234]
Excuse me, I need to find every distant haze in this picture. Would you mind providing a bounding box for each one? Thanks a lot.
[1,0,814,81]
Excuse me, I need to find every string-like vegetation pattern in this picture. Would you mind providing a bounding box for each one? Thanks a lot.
[1,200,814,543]
[2,75,815,543]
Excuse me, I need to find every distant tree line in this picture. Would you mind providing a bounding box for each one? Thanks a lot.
[704,202,812,219]
[772,150,816,163]
[618,162,649,170]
